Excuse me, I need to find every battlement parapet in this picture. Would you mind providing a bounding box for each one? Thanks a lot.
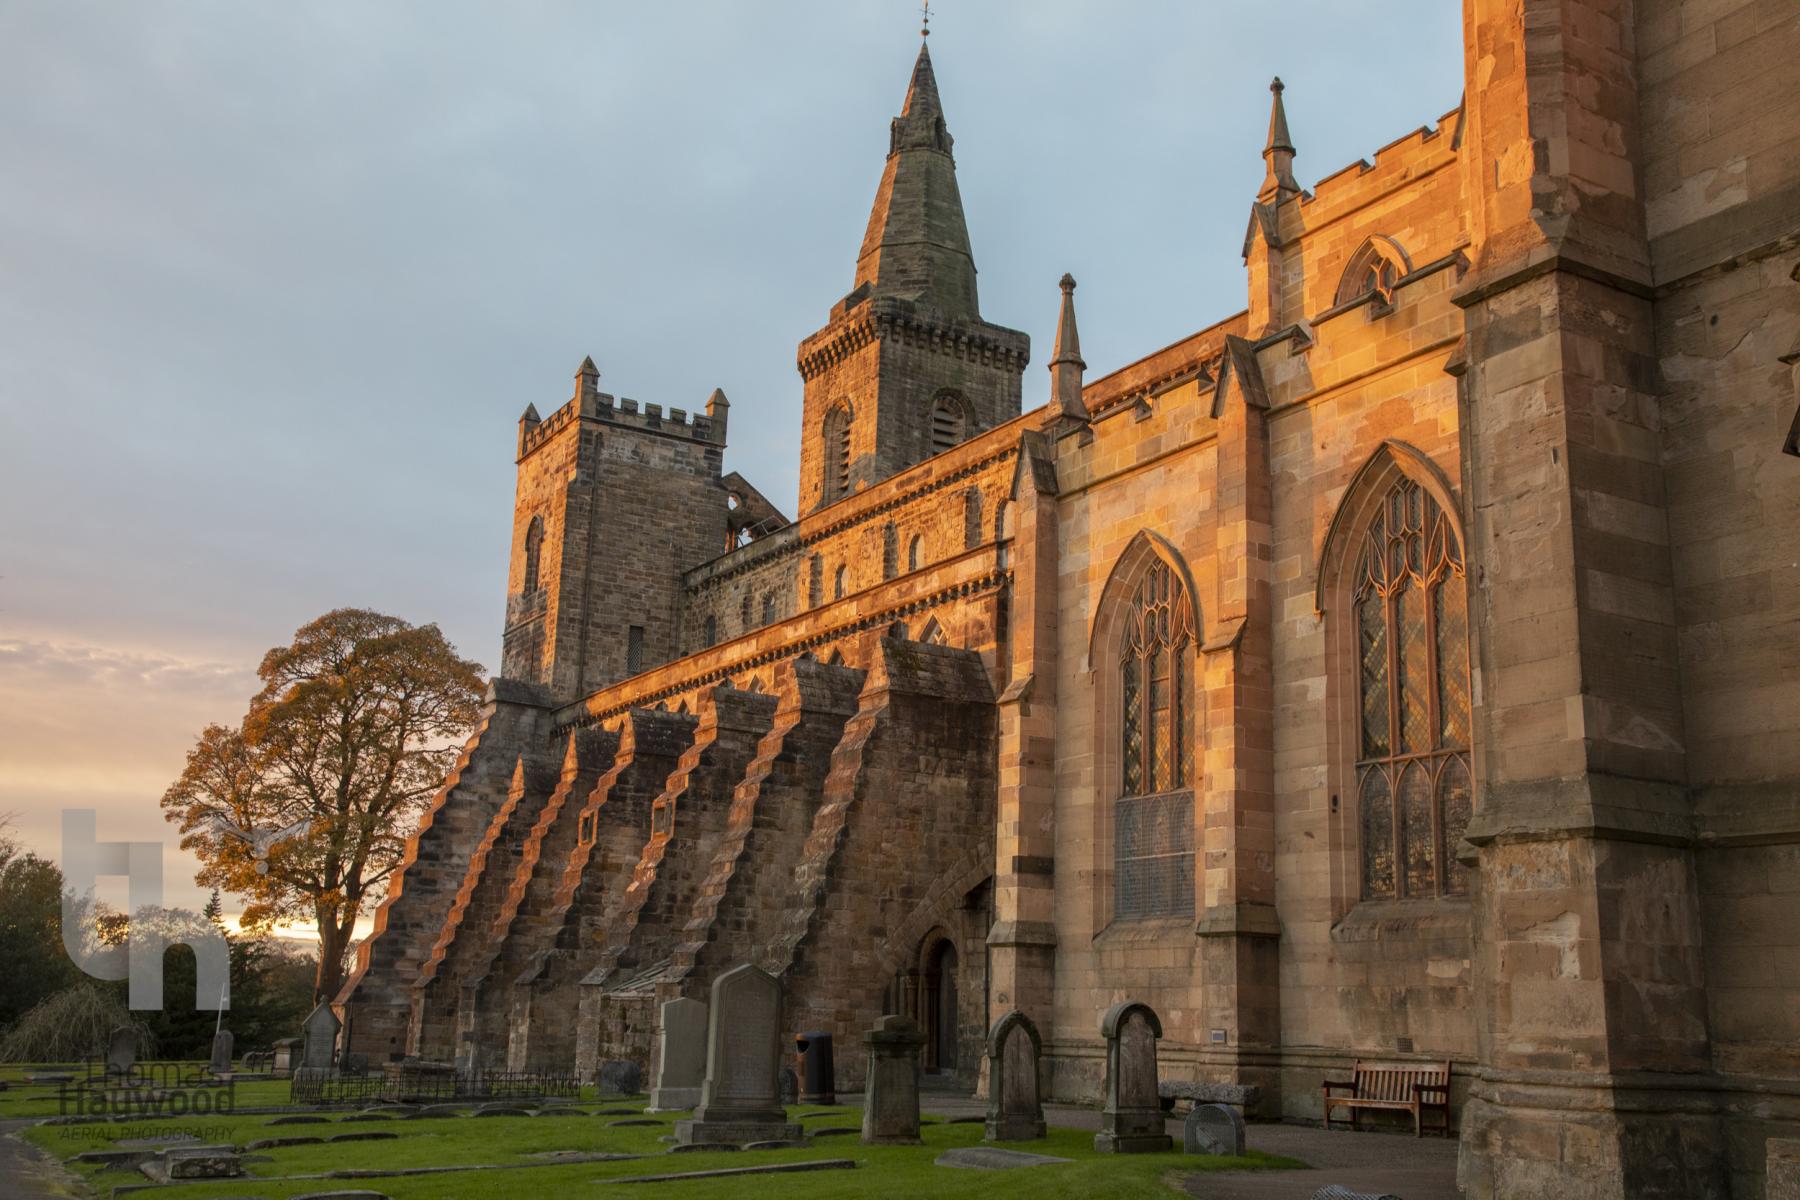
[518,389,723,461]
[1293,105,1463,226]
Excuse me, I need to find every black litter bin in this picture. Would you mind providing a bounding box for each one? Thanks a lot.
[794,1030,835,1105]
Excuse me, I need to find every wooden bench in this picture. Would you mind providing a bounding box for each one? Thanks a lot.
[1321,1060,1452,1136]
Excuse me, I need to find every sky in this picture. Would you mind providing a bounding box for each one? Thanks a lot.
[0,1,1464,932]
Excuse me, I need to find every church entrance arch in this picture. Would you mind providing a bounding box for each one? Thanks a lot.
[921,934,959,1073]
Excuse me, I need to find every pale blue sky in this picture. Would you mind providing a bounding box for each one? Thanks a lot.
[0,1,1463,917]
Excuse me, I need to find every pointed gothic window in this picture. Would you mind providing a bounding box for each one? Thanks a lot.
[1115,559,1196,921]
[834,564,848,600]
[522,515,544,595]
[908,534,923,572]
[762,592,777,624]
[1336,236,1410,312]
[930,392,967,455]
[882,523,898,580]
[1352,477,1472,900]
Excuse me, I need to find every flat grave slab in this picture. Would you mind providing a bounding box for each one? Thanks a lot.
[935,1147,1074,1171]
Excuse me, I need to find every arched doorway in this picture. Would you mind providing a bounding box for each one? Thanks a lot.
[923,938,959,1073]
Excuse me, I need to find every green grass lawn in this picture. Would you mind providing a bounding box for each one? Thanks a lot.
[13,1067,1303,1199]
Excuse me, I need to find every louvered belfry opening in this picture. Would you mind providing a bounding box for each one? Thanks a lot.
[1116,559,1196,921]
[930,392,966,455]
[1352,477,1473,901]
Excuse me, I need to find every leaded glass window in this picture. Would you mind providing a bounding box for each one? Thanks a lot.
[1353,478,1472,900]
[1115,559,1196,920]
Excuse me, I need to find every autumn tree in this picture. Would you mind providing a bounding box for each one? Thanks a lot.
[162,609,485,1002]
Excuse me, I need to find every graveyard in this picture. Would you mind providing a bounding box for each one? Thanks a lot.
[10,1083,1303,1199]
[1,972,1315,1198]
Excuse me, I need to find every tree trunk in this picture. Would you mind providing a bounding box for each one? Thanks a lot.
[314,914,352,1003]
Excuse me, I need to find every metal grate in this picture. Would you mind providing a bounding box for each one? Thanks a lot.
[1115,789,1195,920]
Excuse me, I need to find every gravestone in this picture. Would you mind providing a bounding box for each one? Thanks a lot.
[1184,1102,1245,1156]
[861,1014,925,1145]
[301,1004,341,1071]
[674,964,802,1146]
[597,1059,643,1096]
[1094,1001,1172,1152]
[209,1029,234,1075]
[105,1026,138,1078]
[648,997,707,1111]
[983,1010,1046,1142]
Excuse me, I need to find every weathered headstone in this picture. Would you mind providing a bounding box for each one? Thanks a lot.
[674,964,802,1146]
[861,1014,925,1145]
[1094,1002,1172,1152]
[301,1003,341,1072]
[983,1010,1046,1142]
[209,1029,234,1075]
[648,997,707,1111]
[1184,1102,1245,1156]
[105,1026,138,1078]
[597,1059,643,1096]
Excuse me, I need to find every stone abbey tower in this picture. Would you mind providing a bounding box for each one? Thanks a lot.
[341,5,1800,1196]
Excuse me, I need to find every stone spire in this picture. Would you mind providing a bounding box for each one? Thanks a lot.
[1049,273,1087,421]
[850,40,979,319]
[1260,77,1300,200]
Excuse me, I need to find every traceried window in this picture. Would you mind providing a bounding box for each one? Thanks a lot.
[1353,477,1472,901]
[522,515,544,594]
[1115,560,1196,921]
[929,392,967,455]
[1336,236,1409,313]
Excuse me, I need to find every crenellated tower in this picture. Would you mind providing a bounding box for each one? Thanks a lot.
[794,37,1029,515]
[500,358,732,700]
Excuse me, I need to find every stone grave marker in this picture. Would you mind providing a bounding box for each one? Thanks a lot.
[674,963,802,1146]
[105,1026,138,1078]
[861,1014,925,1145]
[301,1003,341,1071]
[209,1028,234,1075]
[649,996,707,1111]
[597,1059,643,1096]
[271,1039,301,1077]
[937,1147,1073,1170]
[1094,1001,1171,1153]
[983,1010,1046,1142]
[1184,1102,1245,1155]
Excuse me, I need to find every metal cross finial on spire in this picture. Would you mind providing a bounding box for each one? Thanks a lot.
[920,0,930,37]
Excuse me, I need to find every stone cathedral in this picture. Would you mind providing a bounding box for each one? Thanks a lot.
[339,3,1800,1196]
